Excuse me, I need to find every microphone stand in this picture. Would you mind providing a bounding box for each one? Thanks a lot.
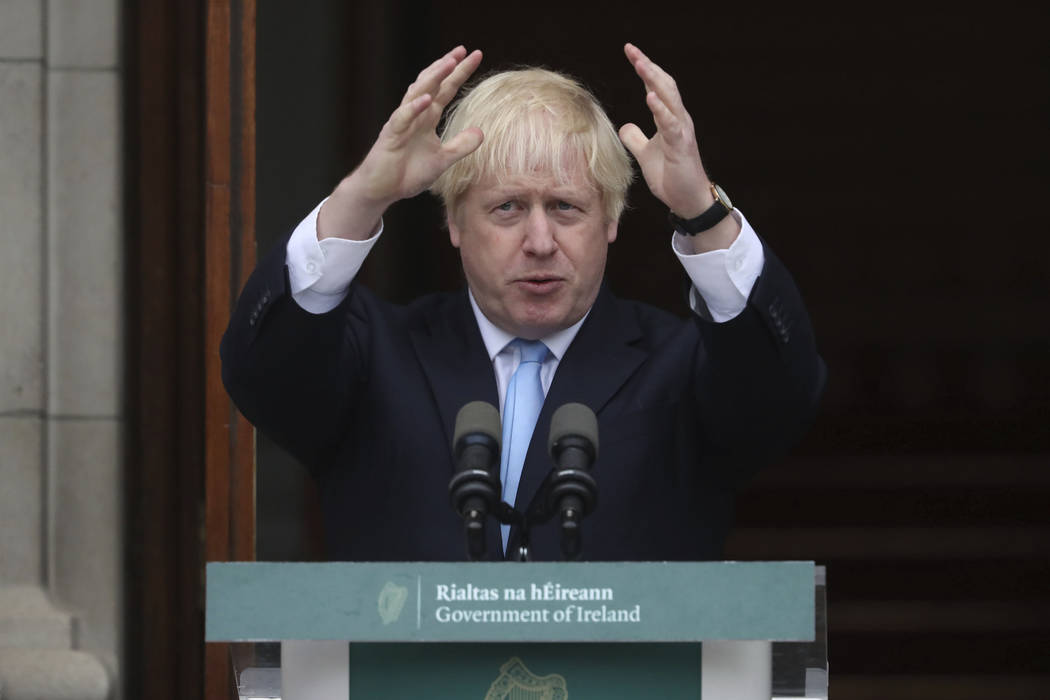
[449,401,598,562]
[517,466,598,561]
[494,501,531,562]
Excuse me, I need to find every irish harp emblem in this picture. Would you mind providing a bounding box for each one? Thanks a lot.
[485,656,568,700]
[376,581,408,625]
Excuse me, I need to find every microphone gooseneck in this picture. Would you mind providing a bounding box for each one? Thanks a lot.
[449,401,502,560]
[547,402,599,560]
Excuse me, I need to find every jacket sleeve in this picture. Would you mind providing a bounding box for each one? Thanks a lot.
[690,240,827,484]
[220,235,370,471]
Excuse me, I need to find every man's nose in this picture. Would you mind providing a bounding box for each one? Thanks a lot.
[522,208,557,256]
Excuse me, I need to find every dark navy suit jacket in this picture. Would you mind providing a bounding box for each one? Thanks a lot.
[221,237,825,562]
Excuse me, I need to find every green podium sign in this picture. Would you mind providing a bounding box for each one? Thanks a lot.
[207,561,817,699]
[207,561,813,642]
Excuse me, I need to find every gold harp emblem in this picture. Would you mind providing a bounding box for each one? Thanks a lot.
[485,656,568,700]
[376,581,408,625]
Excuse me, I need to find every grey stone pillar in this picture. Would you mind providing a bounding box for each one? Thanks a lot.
[0,1,122,698]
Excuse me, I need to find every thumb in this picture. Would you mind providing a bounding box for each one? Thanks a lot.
[618,123,648,159]
[439,126,484,169]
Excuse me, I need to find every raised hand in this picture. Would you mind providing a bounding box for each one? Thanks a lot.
[320,47,484,240]
[618,43,739,251]
[618,43,712,219]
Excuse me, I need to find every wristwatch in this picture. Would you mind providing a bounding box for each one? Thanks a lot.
[668,183,733,236]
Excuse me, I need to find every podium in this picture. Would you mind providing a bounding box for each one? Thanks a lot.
[206,561,827,699]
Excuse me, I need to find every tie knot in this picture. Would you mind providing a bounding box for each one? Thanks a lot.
[513,339,549,364]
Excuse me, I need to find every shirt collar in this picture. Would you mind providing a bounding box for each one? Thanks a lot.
[468,289,588,362]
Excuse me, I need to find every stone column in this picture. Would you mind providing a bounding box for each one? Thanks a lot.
[0,1,121,698]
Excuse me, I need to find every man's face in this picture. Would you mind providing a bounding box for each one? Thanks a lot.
[448,161,617,340]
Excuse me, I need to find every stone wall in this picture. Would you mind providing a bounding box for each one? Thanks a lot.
[0,1,122,698]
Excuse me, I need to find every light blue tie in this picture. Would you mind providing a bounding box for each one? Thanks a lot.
[500,339,549,551]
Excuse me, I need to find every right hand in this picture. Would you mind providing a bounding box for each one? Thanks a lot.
[319,47,485,240]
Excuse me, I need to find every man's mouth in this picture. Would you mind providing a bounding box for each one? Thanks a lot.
[515,276,564,294]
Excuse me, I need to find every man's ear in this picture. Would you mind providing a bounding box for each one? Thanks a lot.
[606,219,618,244]
[447,210,461,248]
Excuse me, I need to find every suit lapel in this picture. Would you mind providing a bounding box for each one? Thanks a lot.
[409,290,499,440]
[408,291,503,559]
[514,286,647,519]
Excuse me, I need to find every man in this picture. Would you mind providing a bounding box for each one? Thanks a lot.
[221,44,825,562]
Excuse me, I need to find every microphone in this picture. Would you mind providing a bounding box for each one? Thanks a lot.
[547,402,599,560]
[448,401,502,560]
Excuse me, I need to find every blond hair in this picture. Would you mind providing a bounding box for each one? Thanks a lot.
[431,68,634,222]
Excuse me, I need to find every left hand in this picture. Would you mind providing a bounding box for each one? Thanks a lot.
[618,43,713,219]
[619,43,740,252]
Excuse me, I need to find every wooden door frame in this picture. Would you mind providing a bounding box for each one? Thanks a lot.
[125,1,256,698]
[203,0,258,697]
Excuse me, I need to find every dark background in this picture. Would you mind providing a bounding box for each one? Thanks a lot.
[253,2,1048,696]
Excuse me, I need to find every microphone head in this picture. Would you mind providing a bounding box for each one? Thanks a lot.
[453,401,501,451]
[548,402,599,459]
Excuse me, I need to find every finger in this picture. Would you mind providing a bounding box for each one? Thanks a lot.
[625,43,686,116]
[438,126,484,168]
[434,49,483,108]
[624,43,654,90]
[638,61,685,117]
[617,123,649,158]
[624,43,655,95]
[402,46,467,106]
[646,91,684,144]
[388,93,434,136]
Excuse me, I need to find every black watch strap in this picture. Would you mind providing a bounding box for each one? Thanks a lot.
[668,184,732,236]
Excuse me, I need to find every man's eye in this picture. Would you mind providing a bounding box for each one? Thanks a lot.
[556,201,575,211]
[496,201,515,211]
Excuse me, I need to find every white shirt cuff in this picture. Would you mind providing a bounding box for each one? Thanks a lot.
[285,197,382,314]
[672,209,764,322]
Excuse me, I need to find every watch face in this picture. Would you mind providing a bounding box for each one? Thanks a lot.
[714,184,732,210]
